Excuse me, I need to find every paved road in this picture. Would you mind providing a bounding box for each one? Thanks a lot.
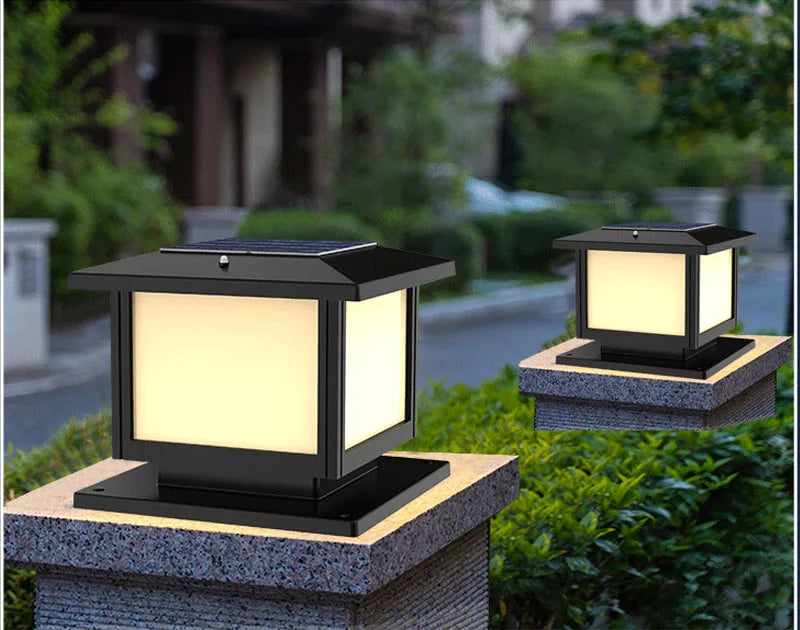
[4,374,111,452]
[418,294,570,390]
[4,255,791,452]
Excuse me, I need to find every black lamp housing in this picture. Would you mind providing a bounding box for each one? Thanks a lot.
[553,222,757,379]
[68,238,455,536]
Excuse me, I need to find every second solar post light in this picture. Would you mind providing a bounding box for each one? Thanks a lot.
[553,222,757,378]
[520,221,791,431]
[68,238,455,536]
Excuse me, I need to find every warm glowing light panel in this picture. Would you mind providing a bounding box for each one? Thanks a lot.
[699,249,733,333]
[344,290,407,449]
[133,292,319,453]
[587,250,686,336]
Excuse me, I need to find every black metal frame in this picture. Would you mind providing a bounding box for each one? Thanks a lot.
[109,287,419,497]
[69,247,455,302]
[575,249,739,358]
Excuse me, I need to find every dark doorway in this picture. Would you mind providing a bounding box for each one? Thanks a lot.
[149,34,196,204]
[497,98,523,189]
[280,51,314,199]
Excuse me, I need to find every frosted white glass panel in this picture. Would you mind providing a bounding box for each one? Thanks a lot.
[699,249,733,333]
[133,292,318,454]
[587,250,686,336]
[344,290,407,449]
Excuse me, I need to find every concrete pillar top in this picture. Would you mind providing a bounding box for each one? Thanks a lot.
[3,218,58,240]
[4,452,518,596]
[520,335,791,412]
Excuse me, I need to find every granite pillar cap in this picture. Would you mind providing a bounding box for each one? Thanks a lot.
[520,335,791,411]
[4,452,518,596]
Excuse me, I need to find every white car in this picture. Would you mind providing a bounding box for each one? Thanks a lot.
[466,177,567,215]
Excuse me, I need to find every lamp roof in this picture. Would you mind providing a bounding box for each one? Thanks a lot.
[553,222,756,255]
[69,238,455,300]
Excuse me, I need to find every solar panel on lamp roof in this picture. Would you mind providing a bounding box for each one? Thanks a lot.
[603,222,715,231]
[161,238,376,257]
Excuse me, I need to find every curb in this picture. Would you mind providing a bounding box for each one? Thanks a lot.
[419,281,572,329]
[4,345,110,398]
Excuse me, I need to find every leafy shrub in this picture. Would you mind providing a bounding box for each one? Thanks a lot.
[239,209,482,296]
[474,206,609,273]
[14,159,181,318]
[639,205,677,223]
[503,210,583,271]
[370,207,432,249]
[590,0,792,167]
[4,340,792,630]
[474,201,679,274]
[3,567,35,630]
[561,200,631,226]
[405,364,793,629]
[238,209,384,243]
[4,410,112,630]
[472,215,517,272]
[402,218,485,293]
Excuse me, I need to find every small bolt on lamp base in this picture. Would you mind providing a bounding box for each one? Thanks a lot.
[556,336,755,379]
[74,456,450,537]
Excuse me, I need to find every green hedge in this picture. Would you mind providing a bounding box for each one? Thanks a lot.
[474,203,675,273]
[374,208,486,294]
[238,209,384,243]
[239,208,485,296]
[473,208,598,272]
[405,364,794,629]
[402,218,485,293]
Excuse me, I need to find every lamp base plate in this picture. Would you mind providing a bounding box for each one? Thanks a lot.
[555,336,755,379]
[74,456,449,537]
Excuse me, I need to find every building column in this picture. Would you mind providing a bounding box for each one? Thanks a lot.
[193,28,225,206]
[281,47,340,211]
[111,25,144,164]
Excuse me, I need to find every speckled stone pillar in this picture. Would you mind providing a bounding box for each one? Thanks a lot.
[5,453,518,630]
[520,335,791,431]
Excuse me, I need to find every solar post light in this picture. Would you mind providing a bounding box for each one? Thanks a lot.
[68,238,455,536]
[553,222,757,379]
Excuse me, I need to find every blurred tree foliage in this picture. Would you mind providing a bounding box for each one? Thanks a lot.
[337,48,490,222]
[591,0,793,174]
[4,0,180,319]
[672,132,762,186]
[506,47,677,195]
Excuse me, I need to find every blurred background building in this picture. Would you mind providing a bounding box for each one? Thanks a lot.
[67,0,704,210]
[69,0,422,209]
[4,0,792,454]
